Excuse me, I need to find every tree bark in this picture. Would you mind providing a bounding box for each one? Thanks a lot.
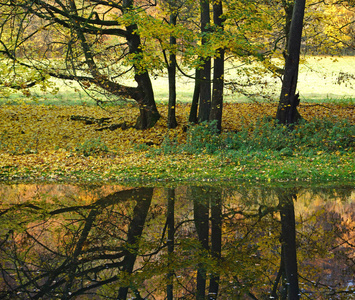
[198,0,211,123]
[209,0,224,132]
[167,13,178,129]
[276,0,306,126]
[123,0,160,129]
[189,68,201,123]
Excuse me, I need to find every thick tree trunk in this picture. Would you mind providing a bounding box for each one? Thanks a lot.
[167,13,178,129]
[123,0,160,129]
[133,72,160,129]
[71,0,160,129]
[198,0,211,123]
[276,0,306,126]
[209,0,224,132]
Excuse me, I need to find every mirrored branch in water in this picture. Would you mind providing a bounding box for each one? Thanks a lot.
[0,184,354,299]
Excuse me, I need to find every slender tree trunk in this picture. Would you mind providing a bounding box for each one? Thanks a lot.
[209,0,224,132]
[123,0,160,129]
[167,13,178,129]
[278,189,300,300]
[276,0,306,126]
[189,68,201,123]
[198,0,211,123]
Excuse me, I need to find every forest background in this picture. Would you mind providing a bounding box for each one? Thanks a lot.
[0,0,354,183]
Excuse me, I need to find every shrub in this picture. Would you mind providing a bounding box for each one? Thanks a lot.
[293,118,355,151]
[183,120,221,154]
[76,137,108,156]
[157,117,354,156]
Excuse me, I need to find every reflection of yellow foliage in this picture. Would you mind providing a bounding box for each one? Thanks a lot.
[0,184,128,205]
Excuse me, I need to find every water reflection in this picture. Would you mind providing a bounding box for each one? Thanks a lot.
[0,184,354,299]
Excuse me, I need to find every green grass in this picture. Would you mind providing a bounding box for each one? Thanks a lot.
[1,116,353,184]
[2,56,355,106]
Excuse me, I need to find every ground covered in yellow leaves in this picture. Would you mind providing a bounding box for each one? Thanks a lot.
[0,102,354,184]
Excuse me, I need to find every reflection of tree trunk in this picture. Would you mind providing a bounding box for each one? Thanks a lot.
[117,188,154,300]
[208,190,222,300]
[25,188,153,300]
[193,187,209,300]
[63,208,99,299]
[271,244,288,300]
[167,188,175,300]
[278,190,300,300]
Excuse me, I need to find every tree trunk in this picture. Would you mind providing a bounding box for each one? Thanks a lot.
[276,0,306,126]
[167,13,178,129]
[198,0,211,123]
[209,0,224,132]
[123,0,160,129]
[189,68,201,123]
[133,72,160,129]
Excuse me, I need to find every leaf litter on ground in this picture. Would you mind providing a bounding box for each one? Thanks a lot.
[0,102,354,183]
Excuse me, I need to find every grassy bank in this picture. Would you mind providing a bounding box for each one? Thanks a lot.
[0,103,353,184]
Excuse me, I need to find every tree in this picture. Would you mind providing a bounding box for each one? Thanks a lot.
[209,0,225,132]
[160,0,184,129]
[0,0,160,129]
[198,0,212,123]
[167,11,178,129]
[276,0,306,125]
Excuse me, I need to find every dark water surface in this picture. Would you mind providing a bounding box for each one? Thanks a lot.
[0,184,354,299]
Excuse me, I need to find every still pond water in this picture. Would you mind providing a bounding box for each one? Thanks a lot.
[0,184,354,299]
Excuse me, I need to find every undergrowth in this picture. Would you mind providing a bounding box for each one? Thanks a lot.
[159,117,355,157]
[75,137,108,157]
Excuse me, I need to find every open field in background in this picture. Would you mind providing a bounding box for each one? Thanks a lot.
[1,56,355,105]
